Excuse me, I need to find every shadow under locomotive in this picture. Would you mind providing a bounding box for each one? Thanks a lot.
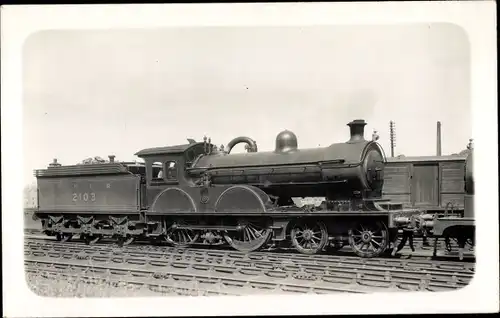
[33,119,451,258]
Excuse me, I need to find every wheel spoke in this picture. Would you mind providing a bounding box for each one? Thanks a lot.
[249,227,258,240]
[248,225,262,238]
[244,228,252,241]
[245,228,254,241]
[246,228,254,241]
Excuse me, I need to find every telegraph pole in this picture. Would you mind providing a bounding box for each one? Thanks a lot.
[436,121,442,156]
[389,121,396,157]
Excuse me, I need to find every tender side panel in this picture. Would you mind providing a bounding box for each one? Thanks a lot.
[440,162,466,208]
[382,164,411,206]
[37,174,140,213]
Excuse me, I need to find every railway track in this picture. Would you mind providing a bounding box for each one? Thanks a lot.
[25,260,240,296]
[24,236,475,268]
[24,231,475,263]
[24,229,472,258]
[25,257,368,295]
[25,238,474,293]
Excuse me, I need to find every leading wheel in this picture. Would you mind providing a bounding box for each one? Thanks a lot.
[348,221,388,258]
[224,221,271,253]
[56,233,73,242]
[290,220,329,255]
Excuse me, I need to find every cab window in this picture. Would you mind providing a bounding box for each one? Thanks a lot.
[151,162,163,182]
[165,161,177,181]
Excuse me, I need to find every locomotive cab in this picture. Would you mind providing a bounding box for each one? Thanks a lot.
[135,141,216,187]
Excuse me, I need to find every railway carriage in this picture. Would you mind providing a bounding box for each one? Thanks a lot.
[33,119,424,258]
[431,149,475,260]
[382,155,468,216]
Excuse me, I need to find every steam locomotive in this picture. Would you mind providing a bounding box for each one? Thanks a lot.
[33,119,423,258]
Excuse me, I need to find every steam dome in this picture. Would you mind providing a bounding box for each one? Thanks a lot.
[275,130,298,153]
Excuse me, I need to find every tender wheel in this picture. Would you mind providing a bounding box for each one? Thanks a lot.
[348,221,388,258]
[81,234,100,245]
[116,235,134,247]
[88,235,102,245]
[56,233,73,242]
[290,220,328,255]
[164,224,200,247]
[85,222,106,245]
[123,235,134,245]
[223,221,271,253]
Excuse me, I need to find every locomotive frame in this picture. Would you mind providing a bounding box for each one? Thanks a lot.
[33,119,424,258]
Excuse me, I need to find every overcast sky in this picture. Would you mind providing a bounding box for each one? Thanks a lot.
[22,24,471,185]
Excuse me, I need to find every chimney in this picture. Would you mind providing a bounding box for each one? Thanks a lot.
[108,155,115,163]
[436,121,442,156]
[347,119,367,143]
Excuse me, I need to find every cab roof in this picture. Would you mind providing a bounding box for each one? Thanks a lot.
[135,142,213,157]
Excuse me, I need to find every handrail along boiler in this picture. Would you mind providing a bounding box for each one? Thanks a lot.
[32,119,423,258]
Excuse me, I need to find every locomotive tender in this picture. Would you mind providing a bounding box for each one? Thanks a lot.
[33,119,423,258]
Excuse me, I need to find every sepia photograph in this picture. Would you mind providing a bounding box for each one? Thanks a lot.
[2,2,498,317]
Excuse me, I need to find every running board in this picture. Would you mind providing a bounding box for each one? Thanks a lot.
[173,224,242,231]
